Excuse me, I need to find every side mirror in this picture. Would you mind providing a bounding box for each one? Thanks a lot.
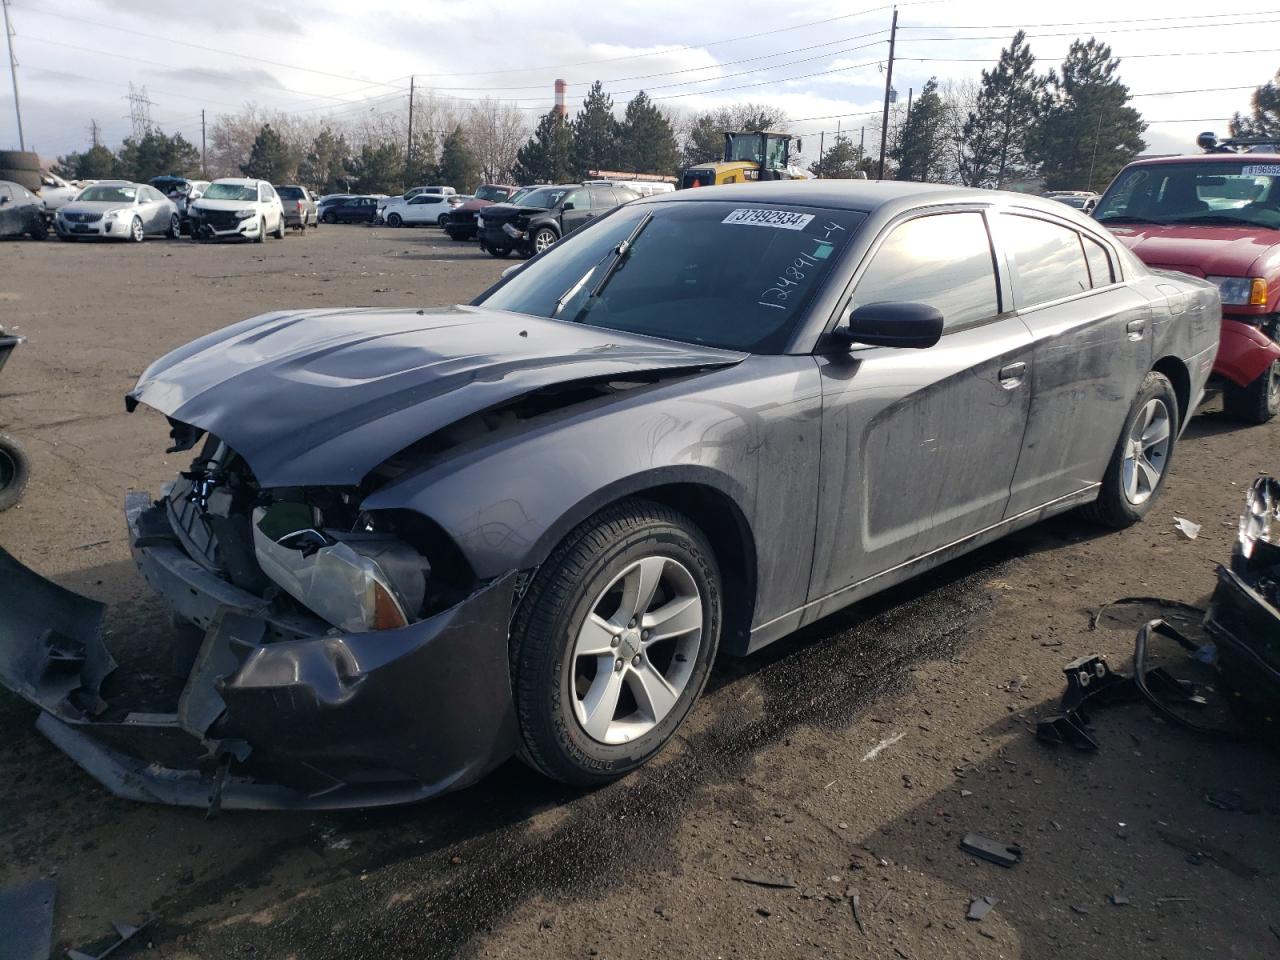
[562,201,575,211]
[839,302,943,349]
[0,196,8,205]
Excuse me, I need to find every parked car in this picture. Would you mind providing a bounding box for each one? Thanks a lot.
[188,178,286,242]
[443,184,520,241]
[150,176,210,234]
[319,195,378,224]
[585,178,676,198]
[38,171,83,216]
[55,181,179,242]
[378,192,462,227]
[1046,190,1099,213]
[0,181,1218,811]
[275,184,319,230]
[478,183,640,257]
[1094,151,1280,422]
[0,179,48,239]
[404,185,457,199]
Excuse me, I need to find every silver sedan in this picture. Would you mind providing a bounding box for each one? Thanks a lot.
[55,181,180,242]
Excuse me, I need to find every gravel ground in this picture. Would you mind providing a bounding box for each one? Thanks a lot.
[0,225,1277,960]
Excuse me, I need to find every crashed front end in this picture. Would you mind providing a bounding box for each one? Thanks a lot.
[0,436,521,811]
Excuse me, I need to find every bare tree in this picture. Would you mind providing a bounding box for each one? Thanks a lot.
[465,98,530,183]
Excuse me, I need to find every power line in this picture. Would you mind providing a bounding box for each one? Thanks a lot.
[897,17,1280,43]
[901,46,1280,62]
[904,9,1280,30]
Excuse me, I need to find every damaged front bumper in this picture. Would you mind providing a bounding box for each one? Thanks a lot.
[0,494,521,811]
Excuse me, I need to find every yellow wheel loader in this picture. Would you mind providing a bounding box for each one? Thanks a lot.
[678,131,807,189]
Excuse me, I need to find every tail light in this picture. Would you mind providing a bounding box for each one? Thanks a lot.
[296,200,304,212]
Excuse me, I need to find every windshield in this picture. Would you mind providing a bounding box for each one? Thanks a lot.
[479,201,863,352]
[203,183,258,201]
[1052,195,1088,209]
[517,188,567,209]
[78,185,137,203]
[475,185,509,202]
[1095,161,1280,229]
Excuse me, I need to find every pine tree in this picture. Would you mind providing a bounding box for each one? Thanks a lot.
[54,144,120,180]
[436,125,481,191]
[809,134,873,178]
[1230,71,1280,140]
[349,142,404,194]
[116,130,201,181]
[513,110,575,184]
[240,124,295,181]
[298,127,352,194]
[618,91,681,177]
[405,128,437,187]
[571,81,621,177]
[959,32,1048,188]
[891,78,951,182]
[1029,39,1146,191]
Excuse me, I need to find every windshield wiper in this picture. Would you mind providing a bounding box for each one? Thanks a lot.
[1095,215,1166,225]
[553,213,654,324]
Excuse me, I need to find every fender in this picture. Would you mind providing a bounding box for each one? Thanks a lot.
[1214,317,1280,388]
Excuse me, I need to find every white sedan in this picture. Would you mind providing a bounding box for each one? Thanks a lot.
[379,193,461,227]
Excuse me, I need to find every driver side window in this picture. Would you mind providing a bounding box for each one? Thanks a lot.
[849,212,1000,331]
[563,189,587,210]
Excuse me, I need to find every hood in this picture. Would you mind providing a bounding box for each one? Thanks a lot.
[60,199,137,216]
[1105,222,1280,277]
[455,198,496,212]
[480,202,550,222]
[192,198,260,212]
[127,306,744,488]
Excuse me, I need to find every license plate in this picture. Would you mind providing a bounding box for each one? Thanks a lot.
[72,224,89,232]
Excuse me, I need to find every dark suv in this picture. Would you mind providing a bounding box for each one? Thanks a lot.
[478,184,640,258]
[319,195,378,224]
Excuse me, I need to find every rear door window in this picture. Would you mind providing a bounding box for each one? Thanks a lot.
[1082,235,1115,288]
[849,211,1000,331]
[1004,214,1093,307]
[589,187,616,210]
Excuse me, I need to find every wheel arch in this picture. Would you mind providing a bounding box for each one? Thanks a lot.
[524,473,759,655]
[1151,355,1191,428]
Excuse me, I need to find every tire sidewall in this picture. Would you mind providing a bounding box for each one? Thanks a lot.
[387,213,401,227]
[1101,372,1179,524]
[130,217,144,242]
[518,509,721,780]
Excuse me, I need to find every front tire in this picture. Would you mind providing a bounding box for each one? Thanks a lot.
[387,213,402,227]
[167,213,181,239]
[129,216,144,243]
[1223,360,1280,424]
[255,218,266,243]
[532,226,558,254]
[1084,371,1179,528]
[322,211,336,224]
[0,431,30,512]
[511,499,722,786]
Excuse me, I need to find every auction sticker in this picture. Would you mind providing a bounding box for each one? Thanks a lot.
[722,208,815,230]
[1241,164,1280,176]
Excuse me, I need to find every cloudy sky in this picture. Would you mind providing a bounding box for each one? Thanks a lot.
[2,0,1277,163]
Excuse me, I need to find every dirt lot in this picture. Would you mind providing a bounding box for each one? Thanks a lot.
[0,225,1277,960]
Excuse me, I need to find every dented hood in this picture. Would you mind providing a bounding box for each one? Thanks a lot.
[127,306,743,487]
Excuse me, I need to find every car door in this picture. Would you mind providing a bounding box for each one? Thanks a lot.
[997,210,1154,515]
[559,188,591,234]
[258,183,276,229]
[406,196,434,224]
[145,186,167,231]
[588,187,617,222]
[808,208,1035,615]
[0,184,17,236]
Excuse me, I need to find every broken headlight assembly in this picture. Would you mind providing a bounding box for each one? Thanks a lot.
[252,501,430,632]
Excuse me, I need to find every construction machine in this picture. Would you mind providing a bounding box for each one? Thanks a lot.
[678,131,808,189]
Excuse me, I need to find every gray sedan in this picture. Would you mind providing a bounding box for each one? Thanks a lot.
[56,181,180,241]
[0,181,1220,811]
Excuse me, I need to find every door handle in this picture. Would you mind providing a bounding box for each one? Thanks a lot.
[998,361,1027,389]
[1125,318,1146,341]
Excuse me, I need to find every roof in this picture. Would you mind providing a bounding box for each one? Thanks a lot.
[210,177,263,184]
[638,179,1012,213]
[1121,152,1280,168]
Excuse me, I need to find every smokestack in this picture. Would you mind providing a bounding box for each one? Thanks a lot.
[554,79,567,118]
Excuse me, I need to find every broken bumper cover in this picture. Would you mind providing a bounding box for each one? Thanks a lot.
[0,497,522,810]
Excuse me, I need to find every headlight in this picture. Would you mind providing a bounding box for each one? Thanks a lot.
[104,210,119,220]
[1208,276,1268,306]
[252,504,429,632]
[234,208,256,220]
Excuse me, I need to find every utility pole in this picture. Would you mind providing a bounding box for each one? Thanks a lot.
[200,109,207,177]
[859,126,865,160]
[405,75,415,190]
[817,130,824,178]
[89,118,100,147]
[2,0,24,151]
[877,6,898,180]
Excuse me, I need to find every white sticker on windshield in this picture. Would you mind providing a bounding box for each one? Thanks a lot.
[722,208,815,230]
[1241,164,1280,176]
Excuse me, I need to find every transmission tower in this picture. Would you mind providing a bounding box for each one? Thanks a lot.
[88,118,100,147]
[125,83,153,139]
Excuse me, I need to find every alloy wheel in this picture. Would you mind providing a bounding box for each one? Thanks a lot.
[570,555,704,744]
[534,228,556,253]
[1267,361,1280,412]
[1122,398,1171,505]
[131,217,144,242]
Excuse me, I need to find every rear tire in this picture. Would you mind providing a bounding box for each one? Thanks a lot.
[1223,360,1280,424]
[0,431,30,513]
[1083,371,1179,528]
[167,213,181,239]
[27,218,46,240]
[322,211,336,224]
[273,216,285,239]
[511,499,722,786]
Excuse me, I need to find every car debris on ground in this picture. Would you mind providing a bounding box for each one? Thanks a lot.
[0,877,56,960]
